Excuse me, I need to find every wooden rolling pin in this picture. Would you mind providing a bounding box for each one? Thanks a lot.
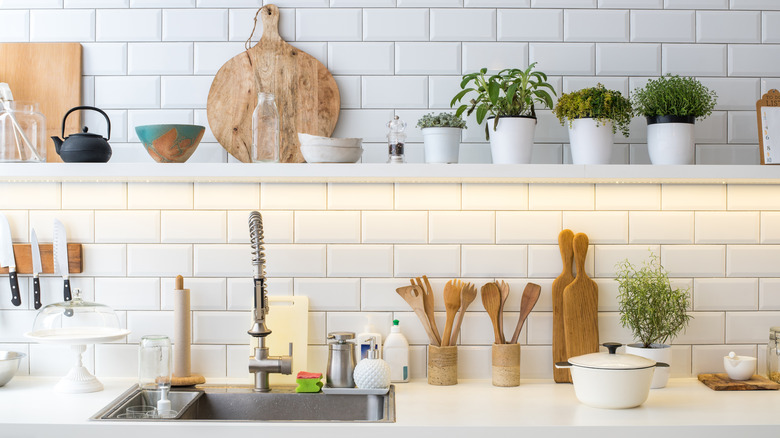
[171,275,205,386]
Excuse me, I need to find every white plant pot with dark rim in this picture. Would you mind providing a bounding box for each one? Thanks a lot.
[625,343,672,389]
[568,118,614,165]
[488,116,536,164]
[646,115,695,165]
[421,127,462,164]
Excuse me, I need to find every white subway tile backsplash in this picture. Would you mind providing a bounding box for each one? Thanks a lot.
[695,212,759,244]
[332,76,361,109]
[595,184,660,210]
[666,0,727,8]
[29,210,93,243]
[431,8,495,41]
[362,211,427,244]
[128,42,194,75]
[529,43,594,75]
[461,184,528,211]
[726,312,780,343]
[95,277,160,311]
[328,42,394,75]
[362,76,428,109]
[759,279,780,310]
[595,43,660,76]
[162,211,226,243]
[61,183,125,210]
[727,111,758,144]
[599,0,662,7]
[662,44,727,76]
[0,11,28,42]
[729,185,780,211]
[265,244,326,277]
[229,8,295,43]
[428,76,462,108]
[0,183,59,210]
[496,211,561,245]
[593,244,659,278]
[327,244,393,277]
[126,310,174,342]
[462,42,529,74]
[30,9,94,41]
[96,9,159,42]
[662,245,726,278]
[95,211,160,243]
[95,76,160,109]
[529,184,594,210]
[163,9,228,42]
[294,278,360,311]
[672,311,725,345]
[161,277,226,310]
[261,183,326,210]
[497,9,562,42]
[694,278,757,311]
[692,345,754,376]
[429,211,494,244]
[564,10,628,42]
[0,210,27,243]
[562,211,627,244]
[360,278,410,311]
[194,183,259,210]
[192,311,247,344]
[630,10,695,42]
[729,45,780,76]
[732,0,780,9]
[461,245,527,277]
[395,183,461,210]
[161,76,213,109]
[94,344,135,377]
[328,184,393,210]
[761,212,780,244]
[727,245,780,277]
[127,183,193,209]
[395,245,460,277]
[331,110,395,142]
[662,184,726,210]
[629,211,694,244]
[697,11,760,43]
[194,244,251,277]
[193,42,244,75]
[232,211,293,244]
[395,42,461,75]
[190,345,227,377]
[296,8,361,41]
[82,43,127,75]
[128,244,193,277]
[295,211,360,243]
[81,244,127,277]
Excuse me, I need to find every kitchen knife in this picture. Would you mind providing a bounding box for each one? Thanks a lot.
[0,213,21,306]
[53,219,72,303]
[30,228,42,310]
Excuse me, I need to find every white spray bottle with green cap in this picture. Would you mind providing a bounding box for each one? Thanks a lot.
[383,319,410,382]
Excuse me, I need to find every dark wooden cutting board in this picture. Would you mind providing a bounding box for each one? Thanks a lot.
[698,373,780,390]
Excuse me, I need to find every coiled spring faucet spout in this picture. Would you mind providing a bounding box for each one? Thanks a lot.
[247,211,292,392]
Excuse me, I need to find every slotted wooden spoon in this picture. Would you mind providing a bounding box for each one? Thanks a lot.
[481,282,503,344]
[396,285,439,346]
[412,276,441,347]
[441,279,462,347]
[449,282,477,347]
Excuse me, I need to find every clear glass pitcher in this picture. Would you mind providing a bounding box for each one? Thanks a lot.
[0,101,46,162]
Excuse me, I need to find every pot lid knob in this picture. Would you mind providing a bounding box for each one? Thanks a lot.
[603,342,622,355]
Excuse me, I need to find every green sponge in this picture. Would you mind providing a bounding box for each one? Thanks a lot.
[295,371,323,393]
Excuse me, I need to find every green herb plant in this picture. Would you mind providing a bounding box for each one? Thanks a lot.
[553,84,633,137]
[415,112,467,130]
[631,74,717,120]
[615,252,692,348]
[450,62,556,140]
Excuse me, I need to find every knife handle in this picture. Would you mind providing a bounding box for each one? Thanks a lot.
[64,278,72,302]
[33,276,41,310]
[9,270,20,307]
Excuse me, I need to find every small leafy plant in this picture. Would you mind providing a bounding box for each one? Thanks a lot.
[615,252,692,348]
[631,74,717,120]
[553,84,632,137]
[416,112,467,130]
[450,62,556,140]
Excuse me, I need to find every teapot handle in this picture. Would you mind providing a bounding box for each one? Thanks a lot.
[61,106,111,140]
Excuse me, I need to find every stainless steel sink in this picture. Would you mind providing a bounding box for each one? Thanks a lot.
[91,384,395,423]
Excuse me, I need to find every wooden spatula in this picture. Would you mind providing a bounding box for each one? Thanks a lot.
[396,285,439,346]
[449,282,477,346]
[509,282,541,344]
[412,276,441,347]
[497,280,510,344]
[441,279,462,347]
[481,282,503,344]
[562,233,599,366]
[553,229,575,383]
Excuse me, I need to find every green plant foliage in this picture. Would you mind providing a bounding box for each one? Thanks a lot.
[553,84,633,137]
[415,112,467,129]
[615,252,692,348]
[450,62,556,140]
[631,74,717,120]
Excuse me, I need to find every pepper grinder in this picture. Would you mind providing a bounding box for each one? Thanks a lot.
[386,115,406,163]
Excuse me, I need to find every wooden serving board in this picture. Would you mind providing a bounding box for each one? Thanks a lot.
[562,233,599,365]
[0,43,82,163]
[552,229,575,383]
[0,243,82,274]
[698,373,780,391]
[207,4,340,163]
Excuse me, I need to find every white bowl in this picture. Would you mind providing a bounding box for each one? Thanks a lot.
[298,133,362,149]
[723,354,756,381]
[300,144,362,163]
[0,351,26,386]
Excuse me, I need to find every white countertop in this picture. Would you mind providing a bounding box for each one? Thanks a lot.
[1,377,778,438]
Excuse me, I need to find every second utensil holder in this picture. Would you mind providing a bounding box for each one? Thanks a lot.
[428,345,457,386]
[492,343,520,387]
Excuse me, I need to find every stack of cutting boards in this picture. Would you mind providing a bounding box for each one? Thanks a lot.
[553,229,599,383]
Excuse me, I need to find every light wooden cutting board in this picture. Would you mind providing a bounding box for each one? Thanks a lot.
[249,295,309,385]
[0,43,82,163]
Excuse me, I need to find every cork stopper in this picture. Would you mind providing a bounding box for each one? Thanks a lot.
[175,275,184,290]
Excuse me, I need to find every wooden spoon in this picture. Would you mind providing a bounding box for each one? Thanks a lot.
[480,282,503,344]
[449,282,477,347]
[497,280,510,344]
[412,276,441,347]
[509,282,542,344]
[396,285,439,346]
[440,279,462,347]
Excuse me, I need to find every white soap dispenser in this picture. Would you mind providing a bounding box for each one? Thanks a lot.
[356,314,382,363]
[353,338,391,390]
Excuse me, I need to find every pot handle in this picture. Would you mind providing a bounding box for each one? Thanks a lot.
[655,362,670,368]
[554,361,572,369]
[61,106,111,140]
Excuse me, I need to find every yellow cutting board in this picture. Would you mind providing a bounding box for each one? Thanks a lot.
[249,295,309,386]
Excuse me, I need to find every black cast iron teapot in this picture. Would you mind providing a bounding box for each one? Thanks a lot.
[51,106,112,162]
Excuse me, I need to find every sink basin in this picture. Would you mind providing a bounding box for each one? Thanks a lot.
[91,385,395,423]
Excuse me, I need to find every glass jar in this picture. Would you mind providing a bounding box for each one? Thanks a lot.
[251,92,280,163]
[139,335,172,391]
[768,327,780,383]
[0,101,46,162]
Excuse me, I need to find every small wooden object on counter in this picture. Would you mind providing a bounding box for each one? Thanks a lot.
[396,285,439,346]
[428,345,457,386]
[509,282,541,344]
[412,276,441,347]
[497,281,510,344]
[171,275,205,387]
[0,243,81,274]
[492,343,520,387]
[441,279,462,347]
[562,233,599,368]
[553,229,575,383]
[481,282,504,345]
[207,4,340,163]
[0,43,82,163]
[698,373,780,391]
[449,282,477,347]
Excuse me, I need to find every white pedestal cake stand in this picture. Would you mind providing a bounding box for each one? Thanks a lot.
[26,328,131,393]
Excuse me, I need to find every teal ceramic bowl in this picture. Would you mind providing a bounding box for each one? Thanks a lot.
[135,124,205,163]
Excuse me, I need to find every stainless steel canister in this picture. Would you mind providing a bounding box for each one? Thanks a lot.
[326,332,356,388]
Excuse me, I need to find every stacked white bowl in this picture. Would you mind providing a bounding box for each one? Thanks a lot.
[298,133,363,163]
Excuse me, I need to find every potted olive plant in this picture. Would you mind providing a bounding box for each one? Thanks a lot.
[631,75,717,165]
[615,252,692,389]
[416,112,467,164]
[553,84,632,164]
[451,62,556,164]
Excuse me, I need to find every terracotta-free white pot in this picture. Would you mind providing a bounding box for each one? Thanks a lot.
[421,127,461,163]
[625,343,671,389]
[646,115,695,165]
[568,118,614,164]
[555,342,669,409]
[488,116,536,164]
[723,352,756,381]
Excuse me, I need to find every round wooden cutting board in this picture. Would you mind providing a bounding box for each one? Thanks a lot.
[206,4,340,163]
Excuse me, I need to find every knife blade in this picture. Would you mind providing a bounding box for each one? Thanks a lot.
[53,219,72,303]
[0,213,21,307]
[30,228,42,310]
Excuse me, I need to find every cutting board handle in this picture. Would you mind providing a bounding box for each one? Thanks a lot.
[246,4,281,50]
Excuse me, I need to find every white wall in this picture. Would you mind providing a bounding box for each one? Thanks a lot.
[1,1,776,164]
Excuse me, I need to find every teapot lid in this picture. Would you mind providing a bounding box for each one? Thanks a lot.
[68,126,105,139]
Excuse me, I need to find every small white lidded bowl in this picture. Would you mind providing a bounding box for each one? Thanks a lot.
[298,133,363,163]
[723,352,756,381]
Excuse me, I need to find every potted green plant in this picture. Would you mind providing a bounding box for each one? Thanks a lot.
[553,84,632,164]
[415,112,467,164]
[615,252,692,389]
[631,74,717,165]
[450,62,555,164]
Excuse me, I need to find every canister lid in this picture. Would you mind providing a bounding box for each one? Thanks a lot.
[568,342,657,370]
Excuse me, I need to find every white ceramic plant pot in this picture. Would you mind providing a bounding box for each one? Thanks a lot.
[626,343,672,389]
[488,116,536,164]
[568,118,614,165]
[646,116,695,165]
[422,127,461,164]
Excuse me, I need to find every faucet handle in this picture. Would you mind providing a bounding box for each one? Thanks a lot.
[288,342,293,357]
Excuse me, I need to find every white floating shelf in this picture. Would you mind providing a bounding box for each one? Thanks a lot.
[0,163,779,184]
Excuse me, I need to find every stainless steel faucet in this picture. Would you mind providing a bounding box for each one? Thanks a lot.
[247,211,292,392]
